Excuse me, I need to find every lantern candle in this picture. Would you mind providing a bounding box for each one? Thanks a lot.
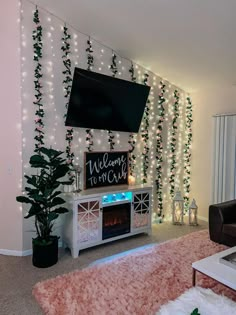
[172,191,184,225]
[128,175,136,186]
[73,164,82,192]
[189,199,198,226]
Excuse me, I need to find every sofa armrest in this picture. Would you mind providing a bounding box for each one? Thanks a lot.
[209,200,236,243]
[215,200,236,223]
[209,204,224,243]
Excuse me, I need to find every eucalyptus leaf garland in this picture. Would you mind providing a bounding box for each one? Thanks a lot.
[128,63,137,175]
[155,80,166,215]
[183,96,193,210]
[32,7,44,152]
[85,38,94,152]
[61,25,74,182]
[108,52,117,151]
[169,89,180,197]
[141,72,150,184]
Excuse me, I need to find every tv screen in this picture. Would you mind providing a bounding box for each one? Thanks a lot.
[65,67,150,133]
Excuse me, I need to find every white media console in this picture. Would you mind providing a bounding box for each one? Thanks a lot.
[63,184,152,257]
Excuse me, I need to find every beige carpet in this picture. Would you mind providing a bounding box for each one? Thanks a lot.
[0,221,207,315]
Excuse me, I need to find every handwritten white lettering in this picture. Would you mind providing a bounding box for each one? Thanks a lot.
[86,153,128,187]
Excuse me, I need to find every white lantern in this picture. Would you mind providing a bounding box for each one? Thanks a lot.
[172,191,184,225]
[189,199,198,226]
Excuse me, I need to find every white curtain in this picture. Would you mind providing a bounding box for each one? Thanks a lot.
[211,114,236,204]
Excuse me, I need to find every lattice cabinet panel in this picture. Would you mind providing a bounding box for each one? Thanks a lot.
[77,199,100,244]
[133,192,150,228]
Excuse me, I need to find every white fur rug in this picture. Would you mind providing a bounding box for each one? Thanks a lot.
[157,286,236,315]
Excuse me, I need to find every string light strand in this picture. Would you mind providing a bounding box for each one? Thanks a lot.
[183,96,193,210]
[169,89,180,197]
[85,38,94,151]
[108,51,117,150]
[61,24,75,182]
[128,63,137,175]
[155,80,166,215]
[141,72,150,184]
[32,6,44,153]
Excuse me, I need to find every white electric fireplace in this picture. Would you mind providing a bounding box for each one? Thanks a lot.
[63,184,152,257]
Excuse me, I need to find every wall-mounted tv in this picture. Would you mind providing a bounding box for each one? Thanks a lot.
[65,67,150,133]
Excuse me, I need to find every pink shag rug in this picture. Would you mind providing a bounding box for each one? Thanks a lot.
[33,230,236,315]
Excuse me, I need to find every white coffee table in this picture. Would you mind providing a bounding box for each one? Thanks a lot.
[192,246,236,290]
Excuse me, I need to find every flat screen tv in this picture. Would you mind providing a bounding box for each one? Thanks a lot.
[65,67,150,133]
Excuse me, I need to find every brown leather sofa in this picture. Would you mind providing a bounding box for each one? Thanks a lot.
[209,200,236,247]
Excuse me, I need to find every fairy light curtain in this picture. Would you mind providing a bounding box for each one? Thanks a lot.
[20,0,192,217]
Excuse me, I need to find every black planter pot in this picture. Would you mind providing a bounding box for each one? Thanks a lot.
[32,236,58,268]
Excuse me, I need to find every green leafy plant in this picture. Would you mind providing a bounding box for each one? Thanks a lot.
[16,147,71,245]
[190,308,200,315]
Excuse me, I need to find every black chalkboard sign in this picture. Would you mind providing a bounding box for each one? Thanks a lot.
[84,151,129,189]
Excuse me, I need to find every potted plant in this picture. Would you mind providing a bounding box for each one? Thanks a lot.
[16,147,71,268]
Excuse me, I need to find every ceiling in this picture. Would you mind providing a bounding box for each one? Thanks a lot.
[35,0,236,92]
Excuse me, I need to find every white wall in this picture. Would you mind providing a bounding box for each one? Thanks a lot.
[0,0,23,252]
[191,87,236,220]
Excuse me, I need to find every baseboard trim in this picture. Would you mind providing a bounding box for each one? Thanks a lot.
[198,215,208,222]
[22,249,32,256]
[0,249,31,256]
[0,241,63,257]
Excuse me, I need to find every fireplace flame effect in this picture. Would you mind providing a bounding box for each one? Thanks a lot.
[102,204,131,240]
[104,216,123,227]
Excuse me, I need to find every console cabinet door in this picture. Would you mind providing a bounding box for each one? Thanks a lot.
[77,198,101,245]
[132,191,150,231]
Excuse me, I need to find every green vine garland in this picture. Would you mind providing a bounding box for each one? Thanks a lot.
[155,80,166,215]
[85,38,94,152]
[61,25,74,182]
[141,72,150,184]
[86,129,93,152]
[183,96,193,210]
[86,38,94,71]
[169,89,180,197]
[32,7,44,152]
[110,52,118,77]
[128,63,137,175]
[108,130,115,151]
[108,52,117,150]
[129,62,136,82]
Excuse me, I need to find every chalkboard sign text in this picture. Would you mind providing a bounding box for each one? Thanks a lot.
[84,151,128,189]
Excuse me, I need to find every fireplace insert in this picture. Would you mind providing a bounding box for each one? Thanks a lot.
[102,202,131,240]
